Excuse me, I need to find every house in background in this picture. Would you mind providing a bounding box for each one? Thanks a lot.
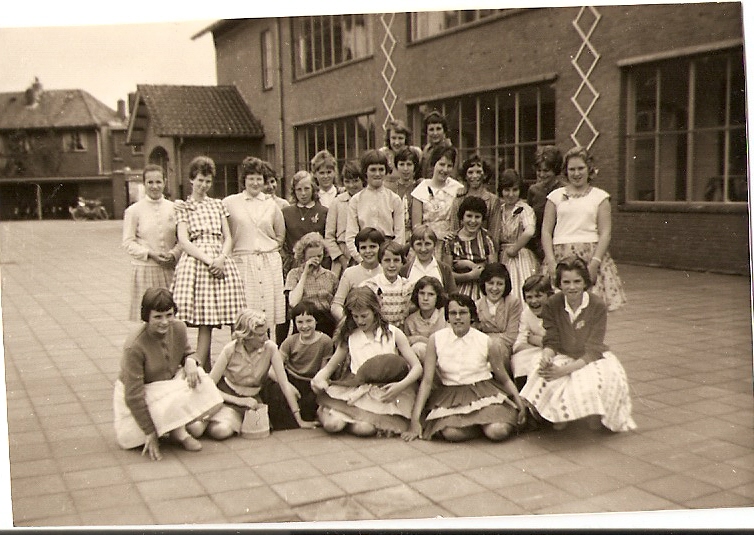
[0,77,143,220]
[196,4,748,274]
[124,84,265,202]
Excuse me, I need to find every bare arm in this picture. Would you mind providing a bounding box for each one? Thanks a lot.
[411,199,424,230]
[541,200,557,277]
[402,333,437,441]
[589,199,612,281]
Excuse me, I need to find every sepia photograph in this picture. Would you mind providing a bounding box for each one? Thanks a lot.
[0,0,751,529]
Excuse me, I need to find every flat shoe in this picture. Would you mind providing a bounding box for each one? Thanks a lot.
[552,422,568,431]
[180,435,202,451]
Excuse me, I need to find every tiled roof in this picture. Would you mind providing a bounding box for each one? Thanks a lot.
[136,85,263,138]
[0,89,121,130]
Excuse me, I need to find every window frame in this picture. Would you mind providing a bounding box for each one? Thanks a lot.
[294,110,376,172]
[261,29,274,91]
[63,131,87,153]
[408,9,513,43]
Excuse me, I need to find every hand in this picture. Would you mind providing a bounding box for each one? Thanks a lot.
[376,382,403,403]
[311,375,328,394]
[238,397,259,409]
[546,260,557,283]
[539,353,553,370]
[516,402,528,426]
[184,359,200,388]
[539,363,571,381]
[401,420,422,441]
[296,417,319,429]
[209,255,226,278]
[286,383,302,401]
[587,260,599,284]
[142,432,163,461]
[453,259,477,271]
[304,256,321,272]
[504,246,518,259]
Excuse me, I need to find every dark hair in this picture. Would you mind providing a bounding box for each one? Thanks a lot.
[457,195,487,221]
[423,111,448,135]
[354,227,386,250]
[384,119,413,148]
[140,287,177,322]
[289,300,320,322]
[410,276,446,310]
[394,147,421,180]
[498,168,523,192]
[335,287,391,348]
[410,224,438,245]
[563,146,597,182]
[479,262,512,298]
[535,145,563,175]
[378,240,407,262]
[459,155,492,184]
[241,156,274,183]
[341,160,366,186]
[444,292,478,323]
[428,145,457,169]
[521,274,554,297]
[188,156,215,179]
[554,256,593,290]
[142,164,164,182]
[360,149,389,177]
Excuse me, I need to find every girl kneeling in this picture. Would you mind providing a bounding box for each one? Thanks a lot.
[403,293,526,442]
[312,287,422,437]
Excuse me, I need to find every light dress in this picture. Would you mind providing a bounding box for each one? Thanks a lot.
[511,305,545,380]
[491,199,540,302]
[411,177,464,256]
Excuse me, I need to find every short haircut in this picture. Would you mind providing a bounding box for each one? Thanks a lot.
[444,292,478,323]
[410,224,438,245]
[554,256,593,290]
[140,287,177,322]
[535,145,563,175]
[360,149,389,176]
[188,156,215,179]
[241,156,274,182]
[423,111,448,134]
[394,146,420,167]
[354,227,386,249]
[289,300,319,321]
[479,262,512,298]
[563,146,597,182]
[292,232,326,264]
[232,309,268,339]
[410,276,446,310]
[310,150,337,173]
[341,160,366,186]
[521,274,554,297]
[457,195,487,220]
[384,119,413,147]
[142,164,164,182]
[378,240,407,262]
[498,168,523,192]
[289,170,318,204]
[459,155,493,184]
[428,145,457,169]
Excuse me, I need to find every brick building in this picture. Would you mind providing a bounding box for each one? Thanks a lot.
[196,4,748,274]
[0,78,143,220]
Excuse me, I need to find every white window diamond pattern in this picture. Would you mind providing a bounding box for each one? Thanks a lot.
[380,13,397,131]
[570,6,601,150]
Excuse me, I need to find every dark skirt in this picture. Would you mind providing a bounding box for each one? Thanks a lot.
[262,373,318,430]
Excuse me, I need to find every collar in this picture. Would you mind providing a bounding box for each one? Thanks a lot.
[564,292,590,321]
[243,190,266,201]
[297,201,316,208]
[416,256,439,270]
[144,196,164,204]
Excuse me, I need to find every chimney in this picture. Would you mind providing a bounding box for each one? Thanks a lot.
[116,99,126,120]
[24,77,43,107]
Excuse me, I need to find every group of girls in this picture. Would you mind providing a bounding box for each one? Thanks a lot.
[116,111,634,460]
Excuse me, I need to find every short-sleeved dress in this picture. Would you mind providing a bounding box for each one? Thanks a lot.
[547,187,626,311]
[491,200,540,302]
[444,228,496,300]
[511,305,546,380]
[422,327,520,439]
[411,178,465,256]
[317,325,416,434]
[171,197,246,326]
[403,308,447,360]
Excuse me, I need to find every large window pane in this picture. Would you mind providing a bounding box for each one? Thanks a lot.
[694,55,727,128]
[410,9,505,40]
[460,95,477,149]
[292,14,371,77]
[657,133,687,201]
[627,137,656,201]
[692,130,724,201]
[659,61,688,130]
[729,52,746,126]
[498,92,516,145]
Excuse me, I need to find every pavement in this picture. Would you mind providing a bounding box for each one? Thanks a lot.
[0,220,752,528]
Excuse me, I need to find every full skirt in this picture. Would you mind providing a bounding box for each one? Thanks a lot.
[234,251,285,327]
[552,242,626,311]
[511,346,542,380]
[500,247,540,302]
[113,369,223,449]
[520,352,636,432]
[128,264,175,321]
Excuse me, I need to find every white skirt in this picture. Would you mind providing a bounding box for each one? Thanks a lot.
[511,346,543,379]
[113,369,223,449]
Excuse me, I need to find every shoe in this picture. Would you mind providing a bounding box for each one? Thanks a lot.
[552,422,568,431]
[179,435,203,451]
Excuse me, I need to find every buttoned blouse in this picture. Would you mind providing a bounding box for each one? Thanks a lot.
[347,324,398,374]
[122,197,180,265]
[223,191,283,254]
[433,327,492,386]
[345,186,405,262]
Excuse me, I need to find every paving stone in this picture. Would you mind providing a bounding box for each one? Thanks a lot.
[78,503,155,526]
[587,486,681,512]
[271,475,344,506]
[431,447,500,471]
[148,495,226,525]
[637,474,722,503]
[327,465,401,494]
[12,492,76,523]
[177,450,246,474]
[198,466,265,494]
[70,482,144,512]
[11,473,66,499]
[545,469,626,498]
[294,496,376,522]
[496,479,578,512]
[253,458,322,485]
[353,483,431,517]
[307,448,374,475]
[409,472,486,502]
[210,486,287,517]
[381,454,453,482]
[136,475,206,503]
[439,491,526,517]
[462,462,537,490]
[686,463,754,490]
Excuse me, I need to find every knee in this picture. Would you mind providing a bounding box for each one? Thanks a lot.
[349,421,377,437]
[318,408,347,433]
[441,426,475,442]
[186,420,207,438]
[207,422,235,440]
[412,343,427,363]
[483,422,514,442]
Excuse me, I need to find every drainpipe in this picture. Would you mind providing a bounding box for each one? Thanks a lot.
[35,183,42,220]
[176,136,184,200]
[276,18,286,187]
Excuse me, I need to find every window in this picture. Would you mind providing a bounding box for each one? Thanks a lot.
[292,14,372,77]
[214,163,240,198]
[261,30,274,90]
[409,10,505,41]
[131,144,144,155]
[265,144,277,172]
[410,83,556,189]
[624,48,746,203]
[295,112,376,171]
[63,132,87,152]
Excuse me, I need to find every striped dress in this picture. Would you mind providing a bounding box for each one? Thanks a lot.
[491,199,540,302]
[444,228,496,300]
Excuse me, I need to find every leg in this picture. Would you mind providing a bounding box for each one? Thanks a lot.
[186,420,208,438]
[318,406,347,433]
[586,415,604,430]
[348,421,377,437]
[169,425,202,451]
[196,326,213,373]
[206,421,235,440]
[440,426,478,442]
[411,342,427,364]
[482,422,514,441]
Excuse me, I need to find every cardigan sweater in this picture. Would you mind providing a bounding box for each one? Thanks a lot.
[399,256,457,294]
[541,291,608,363]
[474,295,522,358]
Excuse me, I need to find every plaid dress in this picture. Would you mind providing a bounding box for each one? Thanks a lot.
[171,197,246,326]
[444,228,496,300]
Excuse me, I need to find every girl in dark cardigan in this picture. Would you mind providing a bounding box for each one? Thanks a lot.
[520,257,636,432]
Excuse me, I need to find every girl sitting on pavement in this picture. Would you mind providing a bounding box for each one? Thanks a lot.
[511,274,553,390]
[403,275,447,363]
[190,309,318,440]
[520,257,636,432]
[402,293,526,442]
[312,287,422,437]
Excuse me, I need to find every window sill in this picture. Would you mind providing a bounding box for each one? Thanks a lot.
[407,9,528,47]
[618,201,748,214]
[293,54,374,83]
